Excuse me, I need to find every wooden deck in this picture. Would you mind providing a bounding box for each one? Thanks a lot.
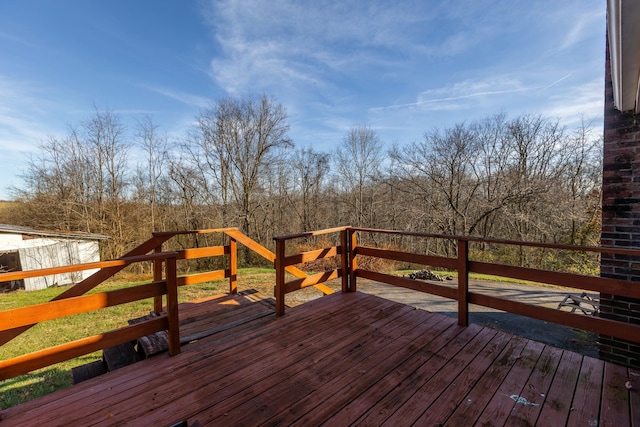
[1,291,638,426]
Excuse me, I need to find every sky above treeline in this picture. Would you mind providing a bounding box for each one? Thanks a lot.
[0,0,605,200]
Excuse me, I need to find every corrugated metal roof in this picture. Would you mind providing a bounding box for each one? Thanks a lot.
[0,224,109,240]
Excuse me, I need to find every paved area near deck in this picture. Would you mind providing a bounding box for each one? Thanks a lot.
[359,279,600,358]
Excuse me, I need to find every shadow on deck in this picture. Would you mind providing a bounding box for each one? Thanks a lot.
[2,291,638,426]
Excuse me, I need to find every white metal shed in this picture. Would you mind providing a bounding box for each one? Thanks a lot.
[0,225,108,291]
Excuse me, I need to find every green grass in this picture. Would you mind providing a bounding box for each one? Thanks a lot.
[394,269,541,285]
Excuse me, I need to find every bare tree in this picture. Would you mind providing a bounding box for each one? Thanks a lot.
[334,125,383,226]
[291,147,330,232]
[189,95,292,237]
[82,107,130,258]
[388,113,601,257]
[134,115,168,232]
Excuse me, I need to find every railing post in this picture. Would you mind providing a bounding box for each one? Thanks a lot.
[341,229,350,293]
[457,239,469,326]
[153,244,163,314]
[229,237,237,294]
[165,255,181,356]
[275,238,286,316]
[349,229,358,293]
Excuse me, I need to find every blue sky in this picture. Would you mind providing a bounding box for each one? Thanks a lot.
[0,0,605,199]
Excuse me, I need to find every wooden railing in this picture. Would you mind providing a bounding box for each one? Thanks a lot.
[0,226,243,380]
[274,226,352,316]
[5,224,639,381]
[0,227,333,381]
[274,226,640,345]
[0,252,180,380]
[0,229,232,379]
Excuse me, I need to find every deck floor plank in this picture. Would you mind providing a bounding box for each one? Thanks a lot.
[466,339,546,427]
[1,291,635,427]
[412,331,520,426]
[345,324,489,426]
[535,350,583,426]
[503,345,564,427]
[566,356,605,426]
[283,315,457,427]
[251,311,455,426]
[349,324,487,426]
[601,363,632,426]
[2,292,354,425]
[318,319,472,427]
[438,335,529,426]
[377,327,502,427]
[96,293,401,426]
[211,306,432,426]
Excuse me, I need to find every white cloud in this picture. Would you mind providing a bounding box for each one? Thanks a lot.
[370,76,531,112]
[0,75,58,152]
[542,77,604,127]
[140,84,212,109]
[199,0,606,147]
[559,9,605,51]
[201,0,483,96]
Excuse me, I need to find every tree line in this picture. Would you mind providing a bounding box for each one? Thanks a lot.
[3,95,602,271]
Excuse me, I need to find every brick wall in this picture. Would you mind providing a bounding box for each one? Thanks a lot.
[600,36,640,368]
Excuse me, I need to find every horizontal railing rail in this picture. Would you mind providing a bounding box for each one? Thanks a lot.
[0,228,248,381]
[274,226,640,345]
[0,234,178,347]
[0,227,334,381]
[154,228,335,298]
[0,252,180,380]
[274,227,351,315]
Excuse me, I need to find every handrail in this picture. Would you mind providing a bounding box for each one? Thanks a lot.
[274,226,640,345]
[0,229,247,380]
[273,226,350,241]
[0,227,332,380]
[350,226,640,256]
[152,227,241,236]
[0,254,180,380]
[274,228,353,315]
[0,252,177,282]
[0,318,169,381]
[5,225,638,382]
[151,227,333,294]
[0,234,176,347]
[0,281,166,329]
[226,229,334,296]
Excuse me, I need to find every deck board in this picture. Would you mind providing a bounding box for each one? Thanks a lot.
[535,350,582,426]
[414,331,521,426]
[378,327,503,426]
[285,315,455,426]
[601,363,632,426]
[319,317,468,426]
[503,345,563,427]
[473,339,546,426]
[567,356,605,426]
[1,291,636,427]
[441,335,529,425]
